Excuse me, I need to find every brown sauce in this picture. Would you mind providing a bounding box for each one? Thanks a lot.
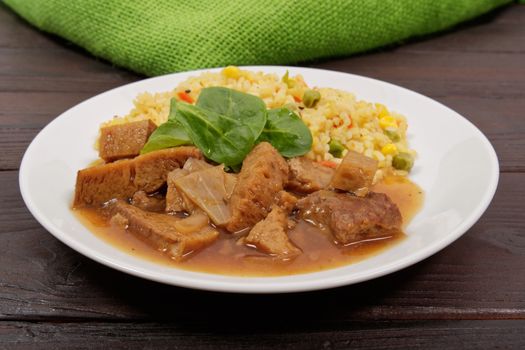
[73,176,424,277]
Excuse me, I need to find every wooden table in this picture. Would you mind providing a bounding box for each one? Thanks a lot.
[1,3,524,349]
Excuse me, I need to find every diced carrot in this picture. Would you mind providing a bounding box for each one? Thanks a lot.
[293,95,302,103]
[319,160,338,169]
[177,91,194,104]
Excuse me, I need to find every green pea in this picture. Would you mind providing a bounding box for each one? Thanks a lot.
[392,152,414,171]
[384,128,400,142]
[303,89,321,108]
[329,139,345,158]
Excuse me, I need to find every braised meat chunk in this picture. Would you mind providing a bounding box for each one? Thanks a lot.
[133,146,202,193]
[286,157,335,194]
[99,120,157,162]
[74,146,202,207]
[107,199,218,260]
[274,190,298,213]
[131,191,166,212]
[226,142,289,232]
[330,150,378,196]
[74,159,137,207]
[243,205,301,258]
[296,190,402,244]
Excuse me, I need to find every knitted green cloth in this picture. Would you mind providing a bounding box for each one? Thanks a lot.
[4,0,512,76]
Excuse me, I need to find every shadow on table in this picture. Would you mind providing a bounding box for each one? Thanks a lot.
[79,256,428,332]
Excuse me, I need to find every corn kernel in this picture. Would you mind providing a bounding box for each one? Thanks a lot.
[381,143,398,155]
[375,103,390,118]
[222,65,240,79]
[379,115,397,129]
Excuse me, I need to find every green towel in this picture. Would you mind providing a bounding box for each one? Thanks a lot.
[4,0,513,76]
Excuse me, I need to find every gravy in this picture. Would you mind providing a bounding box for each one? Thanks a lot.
[74,176,423,276]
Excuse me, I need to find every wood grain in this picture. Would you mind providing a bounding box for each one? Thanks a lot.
[1,2,524,348]
[0,320,524,350]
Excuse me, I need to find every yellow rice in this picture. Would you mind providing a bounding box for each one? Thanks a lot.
[101,67,416,181]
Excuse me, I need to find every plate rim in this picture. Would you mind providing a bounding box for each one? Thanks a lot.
[19,65,500,293]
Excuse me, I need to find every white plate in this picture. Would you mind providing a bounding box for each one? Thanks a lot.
[19,66,499,293]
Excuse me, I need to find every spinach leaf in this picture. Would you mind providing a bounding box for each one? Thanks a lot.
[140,88,313,167]
[196,87,266,140]
[140,120,192,154]
[258,108,312,158]
[140,100,192,154]
[167,97,179,122]
[174,101,255,166]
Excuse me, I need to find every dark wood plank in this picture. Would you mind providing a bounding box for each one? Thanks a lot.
[0,3,140,94]
[316,51,525,98]
[0,48,140,93]
[0,3,61,49]
[400,6,525,54]
[0,91,110,170]
[0,320,524,349]
[2,48,523,95]
[488,3,525,24]
[1,170,524,321]
[0,128,37,170]
[0,92,97,117]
